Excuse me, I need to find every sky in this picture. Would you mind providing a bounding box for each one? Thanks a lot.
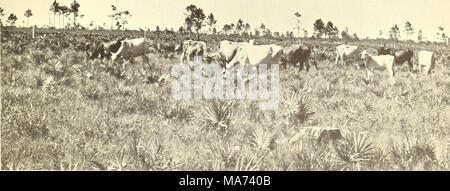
[1,0,449,41]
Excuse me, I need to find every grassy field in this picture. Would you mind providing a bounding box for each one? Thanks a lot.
[1,37,449,170]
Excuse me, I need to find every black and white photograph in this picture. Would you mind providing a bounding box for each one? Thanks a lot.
[0,0,449,172]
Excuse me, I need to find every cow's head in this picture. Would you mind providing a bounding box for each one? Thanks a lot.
[108,40,124,54]
[86,41,103,60]
[360,50,370,60]
[204,52,220,64]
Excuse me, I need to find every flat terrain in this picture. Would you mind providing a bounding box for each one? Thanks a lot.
[1,40,449,170]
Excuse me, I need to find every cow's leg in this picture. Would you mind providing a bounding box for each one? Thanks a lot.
[110,54,117,65]
[309,57,318,71]
[305,60,310,72]
[187,54,193,68]
[180,53,185,65]
[389,68,395,84]
[424,65,430,75]
[367,70,373,84]
[408,60,413,72]
[342,54,346,66]
[335,54,340,65]
[298,61,303,72]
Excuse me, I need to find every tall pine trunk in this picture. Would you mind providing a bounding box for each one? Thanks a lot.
[73,13,76,28]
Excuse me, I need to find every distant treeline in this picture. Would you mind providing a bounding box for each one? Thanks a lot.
[2,26,449,52]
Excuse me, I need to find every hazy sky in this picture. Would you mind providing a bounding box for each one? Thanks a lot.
[1,0,449,41]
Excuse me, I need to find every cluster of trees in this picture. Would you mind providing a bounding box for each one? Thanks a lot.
[312,19,340,39]
[311,19,359,41]
[222,19,252,36]
[0,7,33,27]
[49,0,82,29]
[0,1,80,28]
[109,5,132,30]
[0,7,18,27]
[179,5,292,38]
[387,21,447,43]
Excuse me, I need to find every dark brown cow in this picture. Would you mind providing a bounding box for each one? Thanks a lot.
[282,44,318,72]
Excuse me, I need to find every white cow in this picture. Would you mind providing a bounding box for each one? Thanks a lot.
[225,44,283,79]
[417,50,435,74]
[177,40,207,67]
[361,50,395,83]
[227,44,284,67]
[335,44,361,65]
[217,40,255,64]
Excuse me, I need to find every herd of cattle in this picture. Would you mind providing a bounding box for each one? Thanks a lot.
[86,36,444,82]
[2,29,447,83]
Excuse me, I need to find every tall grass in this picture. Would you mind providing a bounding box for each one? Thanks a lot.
[1,40,449,171]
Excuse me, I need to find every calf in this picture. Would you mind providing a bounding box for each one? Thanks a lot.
[335,44,361,65]
[417,50,435,74]
[361,50,395,83]
[176,40,207,67]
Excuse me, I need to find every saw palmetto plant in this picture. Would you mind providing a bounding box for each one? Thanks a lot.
[201,100,234,134]
[333,133,375,171]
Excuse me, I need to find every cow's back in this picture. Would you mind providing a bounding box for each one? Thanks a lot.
[219,41,246,56]
[243,45,272,65]
[116,38,151,59]
[182,40,206,56]
[337,44,358,55]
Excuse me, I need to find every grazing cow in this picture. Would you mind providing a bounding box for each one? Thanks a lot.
[88,37,153,63]
[335,44,361,65]
[217,40,255,65]
[281,44,318,72]
[87,38,125,60]
[225,43,284,79]
[110,38,153,62]
[176,40,207,67]
[378,48,414,71]
[227,44,284,67]
[417,50,435,74]
[361,50,395,83]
